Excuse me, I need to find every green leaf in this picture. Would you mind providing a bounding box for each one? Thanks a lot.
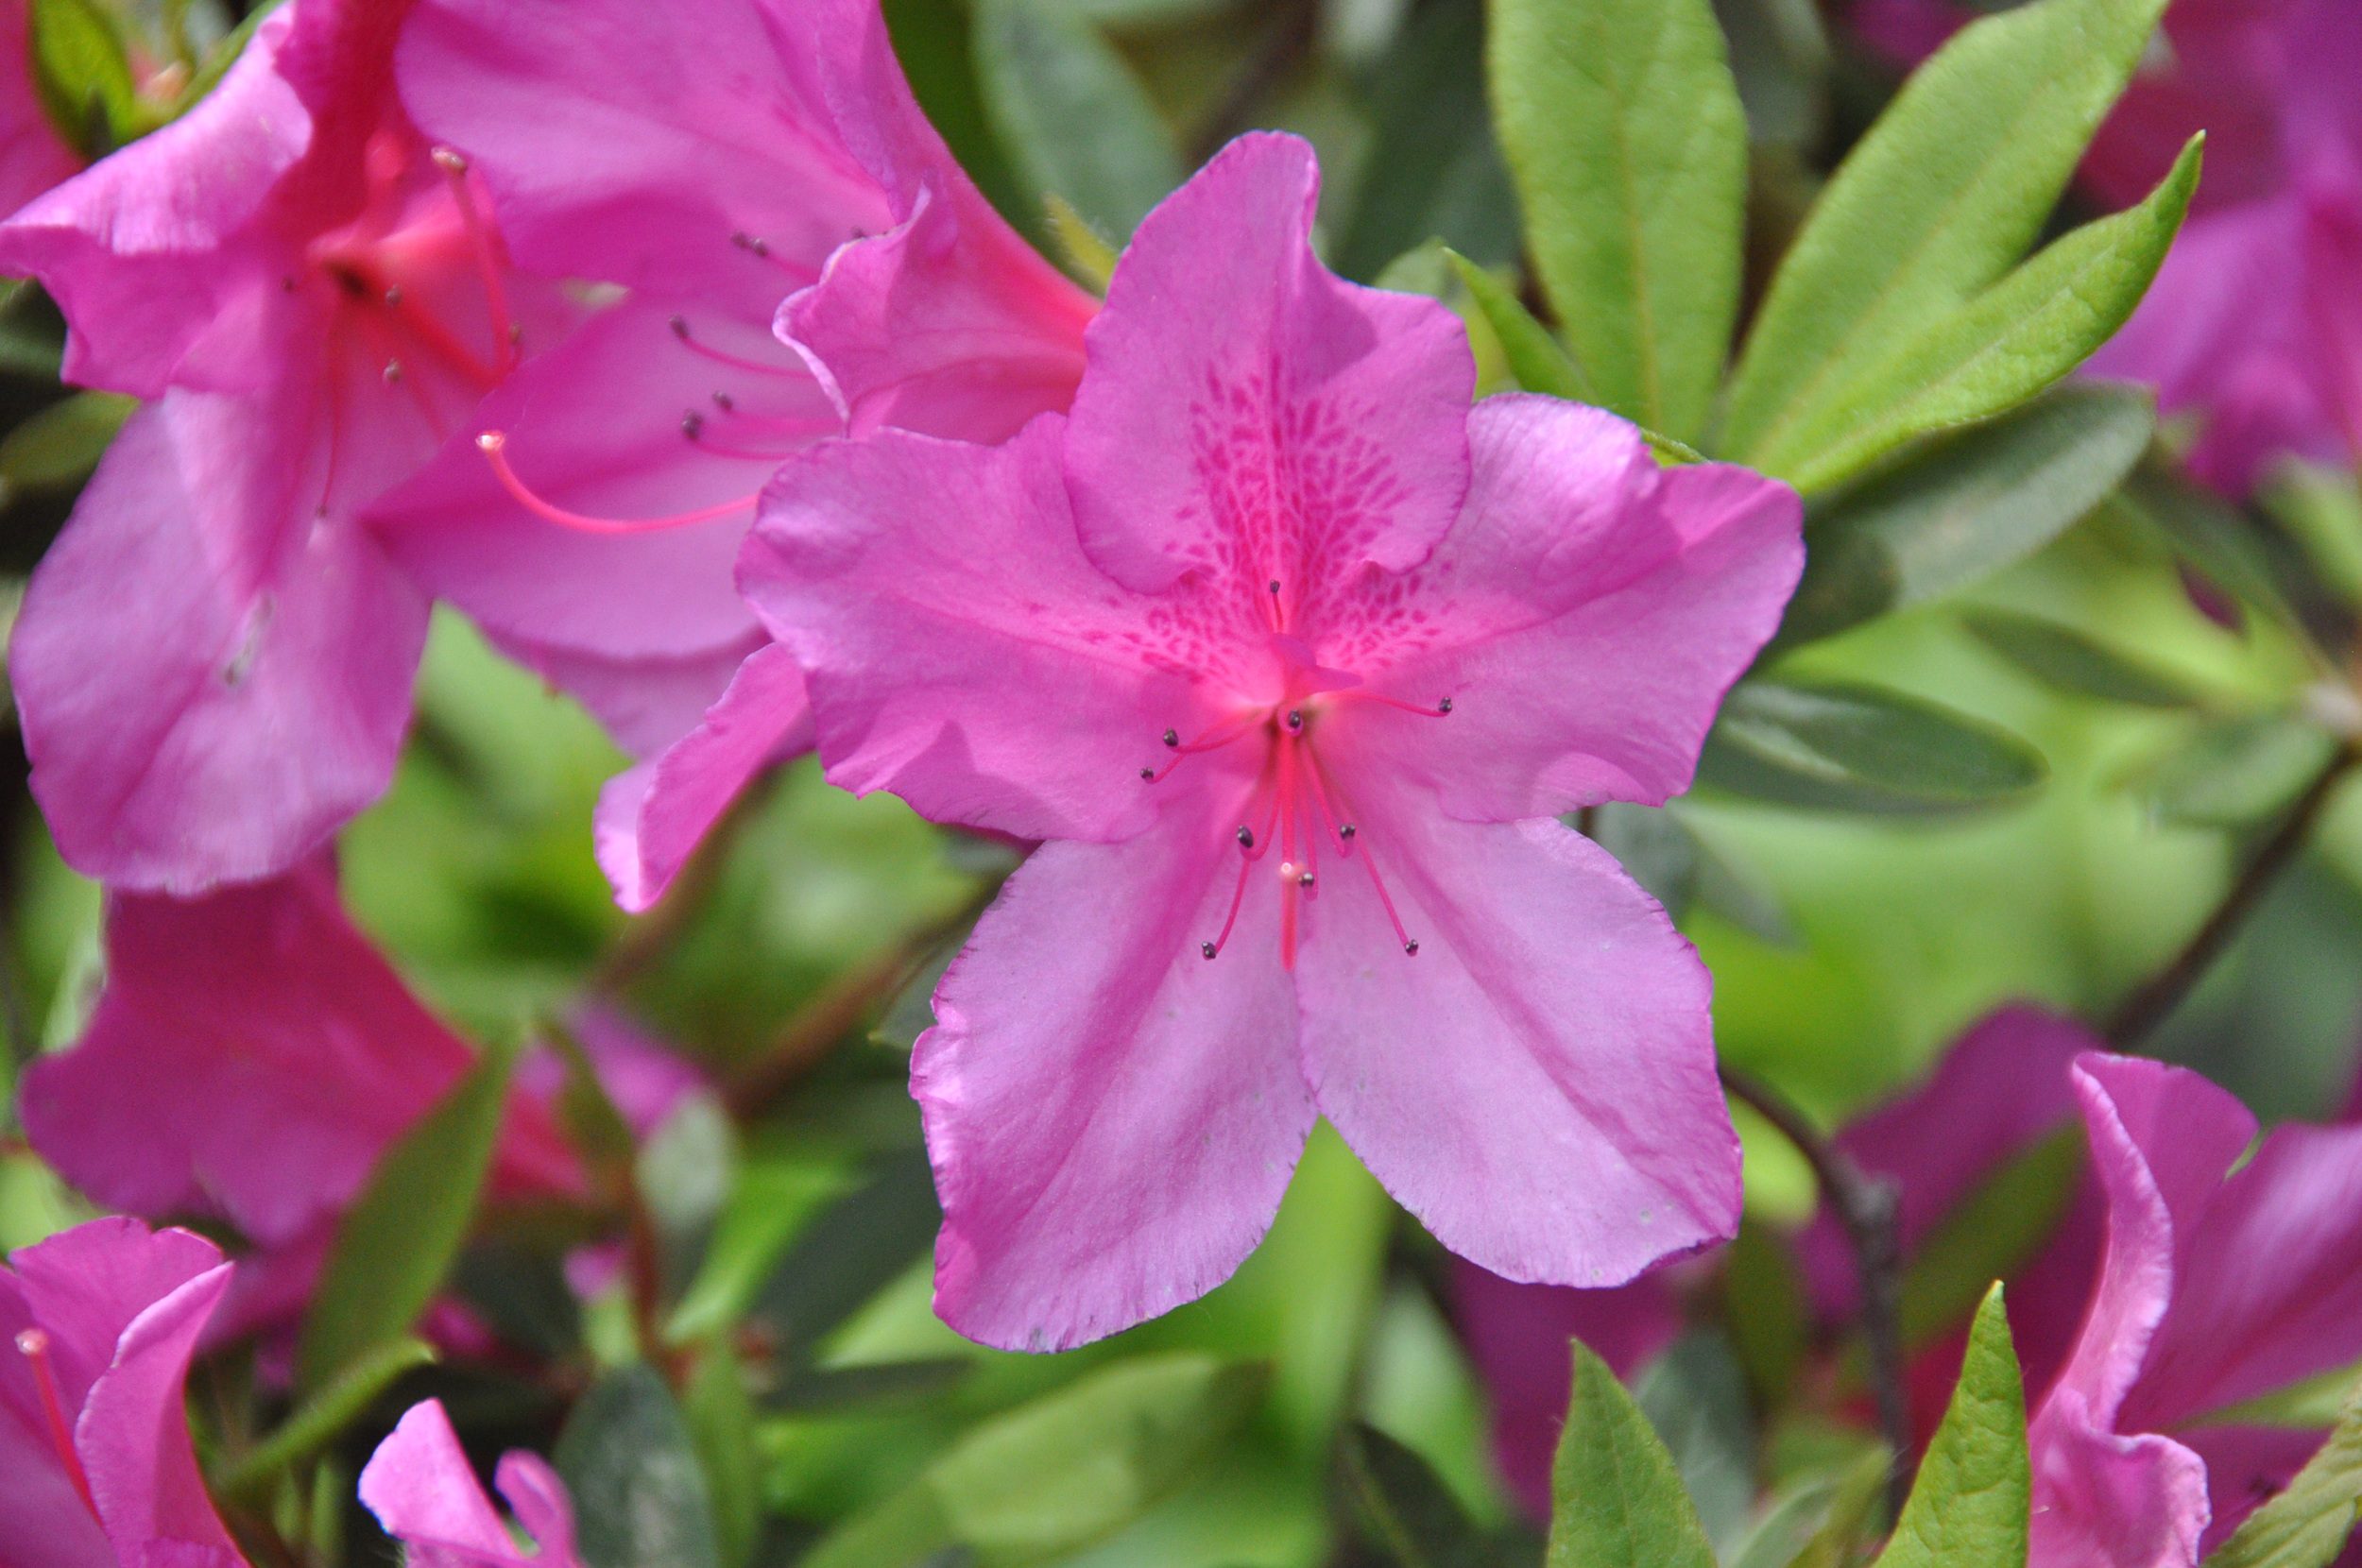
[2207,1377,2362,1568]
[1765,137,2200,494]
[684,1344,762,1568]
[799,1355,1268,1568]
[1488,0,1747,440]
[665,1155,862,1343]
[1343,1423,1491,1568]
[1721,0,2170,465]
[765,1356,977,1414]
[556,1366,724,1568]
[28,0,139,155]
[972,0,1180,244]
[1700,679,2048,815]
[1897,1127,2081,1352]
[0,391,135,496]
[216,1337,436,1503]
[297,1038,519,1392]
[1776,383,2155,647]
[1446,249,1590,401]
[1635,1335,1758,1548]
[1712,0,1830,152]
[1871,1287,2029,1568]
[2110,460,2310,637]
[744,1149,938,1357]
[1545,1338,1717,1568]
[1777,1443,1894,1568]
[2130,713,2340,829]
[1723,1220,1810,1410]
[1961,610,2204,708]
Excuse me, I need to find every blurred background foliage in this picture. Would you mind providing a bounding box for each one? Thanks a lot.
[1,0,2358,1563]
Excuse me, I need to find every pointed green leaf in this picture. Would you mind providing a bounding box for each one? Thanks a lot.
[0,391,135,493]
[1722,0,2169,464]
[2129,712,2340,829]
[1545,1338,1717,1568]
[557,1366,724,1568]
[1488,0,1747,440]
[296,1039,519,1392]
[1446,249,1590,401]
[1635,1334,1758,1548]
[28,0,139,155]
[1872,1287,2029,1568]
[972,0,1180,244]
[1776,383,2154,648]
[1344,1423,1492,1568]
[1779,1444,1895,1568]
[684,1343,762,1568]
[1962,610,2205,708]
[216,1337,436,1503]
[2110,460,2311,638]
[1700,679,2048,815]
[2206,1376,2362,1567]
[1763,137,2200,493]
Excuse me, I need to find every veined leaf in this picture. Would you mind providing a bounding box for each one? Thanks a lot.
[1722,0,2169,464]
[2204,1378,2362,1568]
[1545,1338,1717,1568]
[973,0,1180,244]
[1962,610,2206,708]
[1700,679,2048,815]
[1872,1287,2030,1568]
[1488,0,1747,440]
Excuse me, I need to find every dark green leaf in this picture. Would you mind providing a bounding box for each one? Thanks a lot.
[298,1039,519,1392]
[1712,0,1830,151]
[556,1366,723,1568]
[1777,383,2155,647]
[1344,1423,1491,1568]
[1722,0,2169,466]
[216,1337,435,1502]
[1635,1334,1758,1548]
[1962,610,2204,708]
[973,0,1181,244]
[666,1156,864,1342]
[1871,1287,2029,1568]
[1586,802,1701,919]
[1545,1338,1717,1568]
[1723,1220,1810,1410]
[1777,1444,1895,1568]
[0,391,135,495]
[685,1344,762,1568]
[1898,1127,2081,1351]
[2111,460,2309,637]
[883,0,1038,239]
[2206,1377,2362,1568]
[1700,680,2048,815]
[1489,0,1747,440]
[2130,713,2340,829]
[745,1149,940,1356]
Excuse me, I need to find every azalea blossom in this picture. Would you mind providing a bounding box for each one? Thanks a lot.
[374,0,1096,911]
[360,1399,583,1568]
[0,1219,247,1568]
[745,133,1803,1351]
[2029,1053,2362,1565]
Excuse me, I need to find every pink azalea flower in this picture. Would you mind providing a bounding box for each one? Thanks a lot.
[360,1399,582,1568]
[0,0,82,217]
[2029,1053,2362,1565]
[372,0,1096,911]
[0,1218,247,1568]
[16,863,582,1259]
[0,0,581,894]
[745,133,1804,1351]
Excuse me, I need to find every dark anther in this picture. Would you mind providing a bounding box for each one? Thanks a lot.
[1139,767,1156,780]
[1285,710,1304,732]
[669,315,691,339]
[1163,728,1179,747]
[1200,942,1217,960]
[681,411,705,440]
[730,231,753,249]
[1236,826,1255,848]
[1339,825,1357,840]
[1437,697,1454,714]
[750,236,770,257]
[1403,940,1420,956]
[1298,872,1315,887]
[1267,580,1281,594]
[382,285,403,307]
[712,391,736,411]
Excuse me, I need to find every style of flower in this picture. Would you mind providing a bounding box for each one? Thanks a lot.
[360,1399,583,1568]
[373,0,1096,911]
[744,132,1804,1351]
[0,1219,248,1568]
[2029,1052,2362,1565]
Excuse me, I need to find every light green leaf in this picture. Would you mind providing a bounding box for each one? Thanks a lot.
[1700,679,2049,815]
[2207,1377,2362,1568]
[684,1345,761,1568]
[765,1357,977,1414]
[664,1155,860,1343]
[800,1355,1268,1568]
[1898,1127,2081,1352]
[1776,383,2155,647]
[1872,1287,2029,1568]
[1723,1220,1810,1410]
[0,391,135,495]
[1545,1338,1717,1568]
[1446,249,1590,401]
[1962,610,2205,708]
[1488,0,1747,440]
[1635,1334,1758,1548]
[2129,712,2340,829]
[216,1337,436,1503]
[28,0,139,154]
[973,0,1180,244]
[1722,0,2169,464]
[1778,1444,1895,1568]
[1042,193,1117,293]
[556,1366,723,1568]
[297,1039,518,1392]
[1765,137,2200,494]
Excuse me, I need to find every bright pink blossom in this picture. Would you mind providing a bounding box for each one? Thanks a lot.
[360,1399,582,1568]
[0,1219,246,1568]
[2030,1053,2362,1564]
[745,134,1803,1351]
[373,0,1095,910]
[0,0,81,217]
[0,0,586,892]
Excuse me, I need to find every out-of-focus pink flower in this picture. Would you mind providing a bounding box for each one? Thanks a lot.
[17,863,582,1257]
[373,0,1097,912]
[0,1219,246,1568]
[1851,0,2362,494]
[2028,1053,2362,1565]
[360,1399,582,1568]
[0,0,588,893]
[747,132,1803,1352]
[0,0,81,217]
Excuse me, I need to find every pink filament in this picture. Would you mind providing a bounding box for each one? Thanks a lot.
[670,316,800,380]
[477,432,755,536]
[16,1330,98,1520]
[430,146,518,375]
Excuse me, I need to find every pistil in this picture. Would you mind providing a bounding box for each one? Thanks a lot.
[15,1328,98,1520]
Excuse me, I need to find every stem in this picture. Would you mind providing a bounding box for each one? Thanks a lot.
[1721,1066,1912,1524]
[2104,743,2358,1050]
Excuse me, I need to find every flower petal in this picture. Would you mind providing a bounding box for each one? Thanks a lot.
[76,1259,241,1565]
[920,803,1312,1351]
[2028,1390,2211,1568]
[1294,802,1738,1287]
[1062,132,1473,596]
[360,1400,547,1567]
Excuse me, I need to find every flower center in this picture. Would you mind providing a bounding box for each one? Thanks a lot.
[14,1328,98,1522]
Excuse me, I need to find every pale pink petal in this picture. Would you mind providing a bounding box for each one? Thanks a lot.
[360,1400,569,1568]
[9,387,429,892]
[595,641,813,912]
[746,417,1197,843]
[1062,133,1474,596]
[76,1262,241,1563]
[919,802,1312,1352]
[2028,1391,2211,1568]
[7,1220,227,1412]
[493,1453,578,1565]
[1293,796,1737,1287]
[1354,396,1800,818]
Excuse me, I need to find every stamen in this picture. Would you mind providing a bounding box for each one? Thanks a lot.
[1339,690,1455,718]
[680,420,800,464]
[1276,737,1302,969]
[1142,709,1262,783]
[1264,579,1287,634]
[1205,760,1284,960]
[1235,825,1255,848]
[669,315,799,380]
[1164,729,1180,748]
[16,1330,97,1519]
[477,432,756,536]
[1306,751,1419,957]
[432,145,518,373]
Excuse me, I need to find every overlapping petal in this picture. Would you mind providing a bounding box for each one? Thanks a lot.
[361,1399,582,1568]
